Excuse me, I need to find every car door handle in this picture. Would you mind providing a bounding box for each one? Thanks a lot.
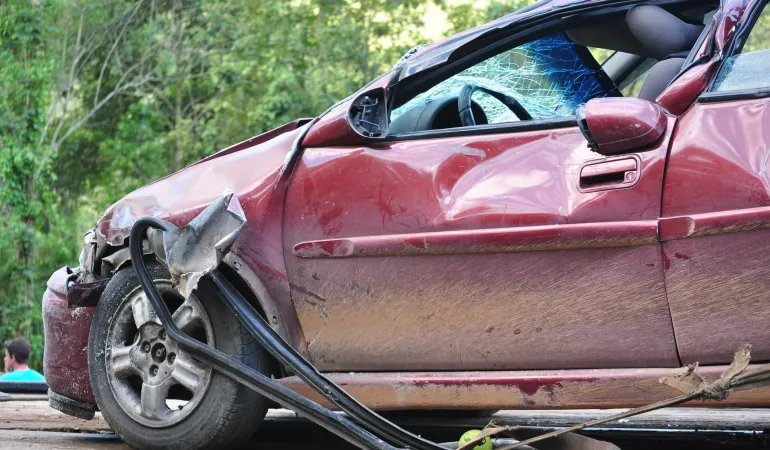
[579,156,641,192]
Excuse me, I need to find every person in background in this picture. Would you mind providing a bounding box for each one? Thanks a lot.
[0,338,44,381]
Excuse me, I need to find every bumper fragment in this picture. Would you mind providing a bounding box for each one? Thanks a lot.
[42,267,96,405]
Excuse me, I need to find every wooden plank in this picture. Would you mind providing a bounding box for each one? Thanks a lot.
[0,400,111,433]
[2,400,768,433]
[0,393,48,402]
[0,430,128,449]
[0,402,766,449]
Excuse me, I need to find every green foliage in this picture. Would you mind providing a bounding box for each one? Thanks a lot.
[201,0,430,149]
[443,0,530,33]
[0,0,77,370]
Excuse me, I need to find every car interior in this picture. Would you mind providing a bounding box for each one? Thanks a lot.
[389,2,720,134]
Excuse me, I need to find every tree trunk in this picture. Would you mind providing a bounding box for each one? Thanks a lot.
[173,0,184,172]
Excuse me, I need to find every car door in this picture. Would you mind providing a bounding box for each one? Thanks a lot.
[660,0,770,366]
[283,32,679,372]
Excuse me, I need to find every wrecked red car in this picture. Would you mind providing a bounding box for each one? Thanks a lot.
[42,0,770,448]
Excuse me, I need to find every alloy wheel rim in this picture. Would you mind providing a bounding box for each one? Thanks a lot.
[105,282,214,428]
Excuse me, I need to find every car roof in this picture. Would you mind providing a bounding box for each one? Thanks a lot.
[396,0,716,81]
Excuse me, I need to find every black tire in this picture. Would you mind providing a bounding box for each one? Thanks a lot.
[88,262,271,450]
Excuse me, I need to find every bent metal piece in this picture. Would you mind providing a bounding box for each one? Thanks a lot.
[129,217,395,450]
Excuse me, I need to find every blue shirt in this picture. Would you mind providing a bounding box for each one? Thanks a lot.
[0,369,45,382]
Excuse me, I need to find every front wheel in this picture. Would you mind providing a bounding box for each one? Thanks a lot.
[88,262,271,449]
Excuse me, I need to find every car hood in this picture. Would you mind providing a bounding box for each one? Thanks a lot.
[95,120,310,247]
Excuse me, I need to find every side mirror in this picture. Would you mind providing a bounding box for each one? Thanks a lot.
[348,88,389,139]
[301,87,390,147]
[577,98,667,156]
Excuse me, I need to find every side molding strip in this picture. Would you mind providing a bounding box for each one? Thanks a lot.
[294,221,659,259]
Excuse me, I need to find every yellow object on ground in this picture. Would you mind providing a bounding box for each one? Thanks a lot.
[458,429,493,450]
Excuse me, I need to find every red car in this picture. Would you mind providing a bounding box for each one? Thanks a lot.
[43,0,770,448]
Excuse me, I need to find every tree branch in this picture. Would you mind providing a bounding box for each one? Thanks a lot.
[94,0,144,108]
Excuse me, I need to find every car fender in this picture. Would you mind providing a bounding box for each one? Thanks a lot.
[85,121,310,353]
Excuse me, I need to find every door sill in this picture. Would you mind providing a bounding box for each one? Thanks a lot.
[278,366,770,410]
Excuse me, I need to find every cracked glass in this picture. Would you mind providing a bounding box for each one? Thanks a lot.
[712,2,770,93]
[391,32,619,124]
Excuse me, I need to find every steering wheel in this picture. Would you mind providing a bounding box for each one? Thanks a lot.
[458,85,533,127]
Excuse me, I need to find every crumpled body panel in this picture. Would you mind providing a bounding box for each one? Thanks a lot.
[284,121,679,372]
[663,100,770,217]
[95,126,306,350]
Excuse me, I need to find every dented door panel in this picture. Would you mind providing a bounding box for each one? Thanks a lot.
[662,99,770,365]
[284,123,679,371]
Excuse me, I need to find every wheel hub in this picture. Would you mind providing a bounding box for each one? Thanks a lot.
[137,325,177,382]
[151,341,168,364]
[105,284,214,428]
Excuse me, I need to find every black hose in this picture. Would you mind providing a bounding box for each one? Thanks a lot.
[129,217,394,450]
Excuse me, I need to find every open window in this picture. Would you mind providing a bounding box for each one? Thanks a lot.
[387,2,718,137]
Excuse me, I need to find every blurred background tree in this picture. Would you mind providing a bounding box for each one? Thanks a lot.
[0,0,548,370]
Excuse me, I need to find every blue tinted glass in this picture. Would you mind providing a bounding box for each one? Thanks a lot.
[392,32,617,123]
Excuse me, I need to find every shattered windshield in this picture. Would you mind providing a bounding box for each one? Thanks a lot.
[391,32,619,123]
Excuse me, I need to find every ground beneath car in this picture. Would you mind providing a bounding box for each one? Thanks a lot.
[0,395,767,449]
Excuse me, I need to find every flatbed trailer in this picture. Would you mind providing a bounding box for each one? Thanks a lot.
[1,394,768,449]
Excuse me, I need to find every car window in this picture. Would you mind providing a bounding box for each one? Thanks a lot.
[711,2,770,92]
[589,48,615,65]
[619,58,656,97]
[391,32,620,125]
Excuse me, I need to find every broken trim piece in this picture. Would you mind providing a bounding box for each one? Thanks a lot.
[149,189,247,299]
[293,220,658,259]
[659,205,770,241]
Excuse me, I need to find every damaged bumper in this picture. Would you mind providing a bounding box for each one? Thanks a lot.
[42,190,247,419]
[42,267,96,411]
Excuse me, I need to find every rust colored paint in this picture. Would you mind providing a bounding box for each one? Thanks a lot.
[284,119,679,371]
[293,220,659,258]
[583,98,667,156]
[43,0,768,410]
[278,365,770,410]
[42,268,95,404]
[302,102,362,148]
[693,14,717,61]
[95,127,308,352]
